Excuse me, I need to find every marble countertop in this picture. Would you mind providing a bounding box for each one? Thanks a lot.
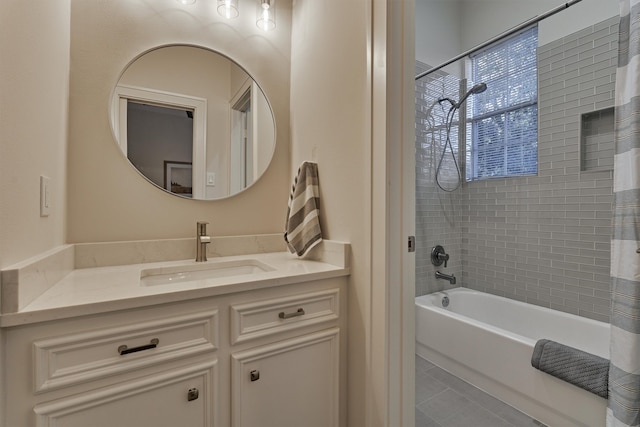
[0,239,350,327]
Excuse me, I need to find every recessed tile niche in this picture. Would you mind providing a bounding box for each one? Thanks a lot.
[580,107,615,172]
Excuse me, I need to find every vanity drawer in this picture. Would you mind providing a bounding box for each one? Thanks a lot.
[230,289,339,344]
[33,310,218,393]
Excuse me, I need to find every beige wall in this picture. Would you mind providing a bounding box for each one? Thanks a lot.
[0,0,70,269]
[67,0,291,243]
[0,1,71,424]
[290,0,372,425]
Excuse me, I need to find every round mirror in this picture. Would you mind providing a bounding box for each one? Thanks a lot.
[110,45,276,200]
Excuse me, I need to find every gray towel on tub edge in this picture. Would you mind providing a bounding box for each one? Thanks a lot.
[531,339,609,399]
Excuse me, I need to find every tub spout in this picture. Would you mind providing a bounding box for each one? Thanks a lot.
[435,271,456,285]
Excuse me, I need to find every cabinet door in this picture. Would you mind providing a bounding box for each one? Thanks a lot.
[231,328,339,427]
[34,361,216,427]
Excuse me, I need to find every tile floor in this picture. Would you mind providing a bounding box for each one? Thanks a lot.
[415,355,547,427]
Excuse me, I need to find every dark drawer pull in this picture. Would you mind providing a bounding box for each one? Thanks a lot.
[278,308,305,319]
[118,338,159,355]
[187,388,199,401]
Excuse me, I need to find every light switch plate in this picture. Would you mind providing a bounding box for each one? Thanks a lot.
[40,176,51,217]
[207,172,216,186]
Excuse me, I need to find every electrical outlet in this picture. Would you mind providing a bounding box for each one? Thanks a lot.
[40,176,51,217]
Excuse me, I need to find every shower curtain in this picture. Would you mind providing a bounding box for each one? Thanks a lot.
[608,1,640,426]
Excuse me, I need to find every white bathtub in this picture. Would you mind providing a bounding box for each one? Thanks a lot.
[416,288,610,427]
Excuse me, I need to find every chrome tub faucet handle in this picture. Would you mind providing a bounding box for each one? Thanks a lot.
[431,245,450,268]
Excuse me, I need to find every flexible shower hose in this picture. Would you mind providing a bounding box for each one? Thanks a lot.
[435,103,462,192]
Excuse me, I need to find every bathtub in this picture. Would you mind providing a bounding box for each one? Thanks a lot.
[416,288,610,427]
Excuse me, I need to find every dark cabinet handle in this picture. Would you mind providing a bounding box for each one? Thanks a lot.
[278,308,305,319]
[187,388,199,401]
[118,338,159,355]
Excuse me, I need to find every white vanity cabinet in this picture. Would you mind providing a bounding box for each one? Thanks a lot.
[4,305,219,427]
[2,277,346,427]
[231,328,340,427]
[229,289,342,427]
[33,363,215,427]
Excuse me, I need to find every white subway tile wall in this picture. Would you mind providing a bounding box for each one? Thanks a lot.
[415,16,618,322]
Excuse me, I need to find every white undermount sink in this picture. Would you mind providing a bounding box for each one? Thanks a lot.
[139,259,276,286]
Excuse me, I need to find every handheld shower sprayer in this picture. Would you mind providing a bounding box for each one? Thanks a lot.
[456,82,487,108]
[438,82,487,109]
[434,82,487,192]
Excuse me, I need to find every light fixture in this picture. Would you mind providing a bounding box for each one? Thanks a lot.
[256,0,276,31]
[217,0,239,19]
[177,0,196,5]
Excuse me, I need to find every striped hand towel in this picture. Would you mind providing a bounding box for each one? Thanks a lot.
[284,161,322,257]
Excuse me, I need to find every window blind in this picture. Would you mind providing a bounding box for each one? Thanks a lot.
[467,25,538,180]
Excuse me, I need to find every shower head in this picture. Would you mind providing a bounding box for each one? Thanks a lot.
[437,82,487,110]
[456,82,487,108]
[469,82,488,95]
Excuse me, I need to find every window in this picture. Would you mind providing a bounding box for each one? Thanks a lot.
[466,25,538,180]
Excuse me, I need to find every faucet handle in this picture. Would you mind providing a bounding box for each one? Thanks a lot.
[431,245,450,268]
[438,252,449,268]
[197,221,209,236]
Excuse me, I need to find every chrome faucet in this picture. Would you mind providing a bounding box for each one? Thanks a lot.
[431,245,450,268]
[435,271,456,285]
[195,221,211,262]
